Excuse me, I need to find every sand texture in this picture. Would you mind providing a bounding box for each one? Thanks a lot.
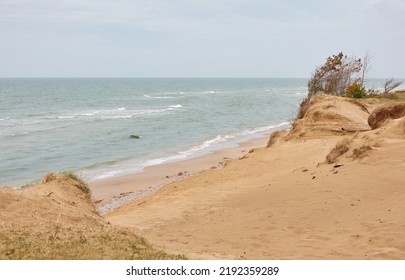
[106,95,405,259]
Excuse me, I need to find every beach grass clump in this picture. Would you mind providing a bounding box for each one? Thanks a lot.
[351,145,372,160]
[267,131,284,147]
[326,139,351,164]
[41,172,57,183]
[41,172,91,194]
[62,172,91,194]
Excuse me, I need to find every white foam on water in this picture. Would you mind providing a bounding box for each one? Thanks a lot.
[83,121,291,182]
[143,94,176,99]
[181,122,290,155]
[168,104,183,108]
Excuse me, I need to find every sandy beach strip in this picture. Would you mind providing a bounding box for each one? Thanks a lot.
[89,132,282,215]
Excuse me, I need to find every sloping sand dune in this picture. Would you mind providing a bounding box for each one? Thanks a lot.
[107,95,405,259]
[0,174,183,259]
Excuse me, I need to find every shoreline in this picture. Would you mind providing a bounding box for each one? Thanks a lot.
[90,129,285,215]
[2,93,405,259]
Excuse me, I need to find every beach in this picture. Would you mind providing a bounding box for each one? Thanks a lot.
[1,93,405,259]
[105,94,405,259]
[90,132,276,215]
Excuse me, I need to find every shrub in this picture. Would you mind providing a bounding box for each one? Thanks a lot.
[346,83,366,99]
[308,52,362,97]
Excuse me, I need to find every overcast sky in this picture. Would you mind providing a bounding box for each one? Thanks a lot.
[0,0,404,78]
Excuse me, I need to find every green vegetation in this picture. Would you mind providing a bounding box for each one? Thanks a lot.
[346,82,366,99]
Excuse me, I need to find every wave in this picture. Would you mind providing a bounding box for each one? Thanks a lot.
[168,104,183,108]
[161,91,185,96]
[181,122,290,155]
[57,108,125,119]
[6,107,175,123]
[0,106,181,138]
[82,152,189,181]
[238,122,290,136]
[3,131,29,138]
[181,135,226,154]
[82,121,291,182]
[143,94,177,99]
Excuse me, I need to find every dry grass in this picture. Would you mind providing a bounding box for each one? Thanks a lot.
[267,131,285,147]
[363,91,405,106]
[63,172,91,194]
[351,145,372,160]
[0,172,186,260]
[326,139,350,164]
[297,96,311,119]
[0,225,186,260]
[396,91,405,101]
[42,172,91,194]
[41,172,57,183]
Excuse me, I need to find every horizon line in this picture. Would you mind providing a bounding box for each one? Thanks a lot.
[0,76,310,79]
[2,76,403,80]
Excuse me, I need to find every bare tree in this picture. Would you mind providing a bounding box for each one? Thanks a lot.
[360,52,372,87]
[383,78,403,94]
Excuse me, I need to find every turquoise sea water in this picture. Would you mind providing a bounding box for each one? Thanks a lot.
[0,78,307,187]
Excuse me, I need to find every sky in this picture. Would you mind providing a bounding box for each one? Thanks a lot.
[0,0,404,78]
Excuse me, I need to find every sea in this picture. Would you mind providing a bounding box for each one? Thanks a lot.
[0,78,308,187]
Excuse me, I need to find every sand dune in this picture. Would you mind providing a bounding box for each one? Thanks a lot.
[0,173,183,259]
[107,95,405,259]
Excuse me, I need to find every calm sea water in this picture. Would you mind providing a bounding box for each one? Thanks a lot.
[0,78,307,187]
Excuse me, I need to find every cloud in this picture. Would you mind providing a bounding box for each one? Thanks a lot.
[0,0,404,77]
